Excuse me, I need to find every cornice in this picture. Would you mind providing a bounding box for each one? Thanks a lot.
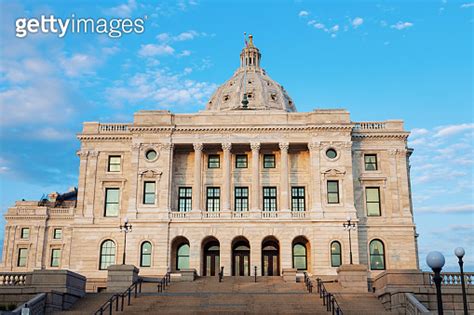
[78,135,133,141]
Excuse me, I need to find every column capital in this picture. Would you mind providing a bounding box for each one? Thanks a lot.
[308,142,321,151]
[279,142,289,151]
[222,143,232,151]
[193,143,203,151]
[250,142,260,151]
[162,143,174,151]
[76,150,89,158]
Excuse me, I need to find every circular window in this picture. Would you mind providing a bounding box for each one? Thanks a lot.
[326,148,337,159]
[145,149,157,161]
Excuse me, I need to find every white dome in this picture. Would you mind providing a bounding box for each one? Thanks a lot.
[205,35,296,112]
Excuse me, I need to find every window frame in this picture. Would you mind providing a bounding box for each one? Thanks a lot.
[235,154,248,168]
[366,187,381,216]
[176,243,190,270]
[50,248,61,267]
[178,187,192,212]
[263,187,277,211]
[234,186,249,212]
[104,188,120,217]
[143,181,156,205]
[206,187,220,212]
[20,228,30,239]
[330,241,342,267]
[53,228,62,240]
[291,187,305,211]
[17,248,28,267]
[140,241,152,267]
[263,154,276,168]
[107,155,121,172]
[292,243,307,271]
[208,154,220,169]
[99,240,116,270]
[369,239,386,270]
[327,180,340,204]
[364,154,378,171]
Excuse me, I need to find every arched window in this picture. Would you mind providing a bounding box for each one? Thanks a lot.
[99,240,116,270]
[293,243,307,270]
[369,239,385,270]
[177,244,190,270]
[330,241,342,267]
[140,242,152,267]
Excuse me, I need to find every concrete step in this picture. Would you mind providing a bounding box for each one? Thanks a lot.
[54,292,114,314]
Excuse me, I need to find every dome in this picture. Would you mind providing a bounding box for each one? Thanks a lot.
[205,35,296,112]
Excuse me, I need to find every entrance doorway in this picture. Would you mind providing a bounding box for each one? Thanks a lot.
[232,238,250,276]
[262,238,280,276]
[203,240,220,276]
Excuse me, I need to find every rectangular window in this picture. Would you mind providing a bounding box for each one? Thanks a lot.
[366,187,381,216]
[263,154,275,168]
[143,181,156,205]
[104,188,120,217]
[235,154,248,168]
[53,228,62,239]
[206,187,220,212]
[20,228,29,239]
[208,155,220,168]
[108,156,121,172]
[364,154,378,171]
[291,187,305,211]
[178,187,192,212]
[327,181,340,204]
[51,249,61,267]
[263,187,277,211]
[234,187,249,211]
[17,248,28,267]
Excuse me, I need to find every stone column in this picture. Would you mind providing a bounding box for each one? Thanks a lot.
[193,143,203,213]
[222,143,232,214]
[85,150,99,220]
[250,142,261,212]
[127,143,141,220]
[279,142,290,213]
[308,142,322,218]
[75,150,89,217]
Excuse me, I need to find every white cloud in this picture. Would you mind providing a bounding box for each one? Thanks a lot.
[352,17,364,28]
[104,0,137,17]
[178,50,192,57]
[157,30,208,42]
[434,123,474,138]
[307,20,316,26]
[138,44,175,57]
[0,166,9,174]
[330,25,339,32]
[391,21,414,30]
[157,33,171,42]
[417,204,474,214]
[174,31,199,41]
[35,127,74,141]
[60,54,100,77]
[411,128,429,137]
[314,23,325,29]
[298,10,309,17]
[460,3,474,8]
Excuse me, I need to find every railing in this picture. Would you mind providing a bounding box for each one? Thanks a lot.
[94,278,143,315]
[203,212,220,219]
[169,211,189,219]
[99,123,130,133]
[262,211,278,219]
[157,272,171,293]
[233,211,250,218]
[430,272,473,286]
[404,292,430,314]
[291,211,306,219]
[218,267,224,282]
[354,122,386,130]
[11,292,46,315]
[0,273,30,286]
[315,276,343,315]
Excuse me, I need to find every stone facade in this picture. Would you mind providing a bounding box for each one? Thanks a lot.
[0,36,419,292]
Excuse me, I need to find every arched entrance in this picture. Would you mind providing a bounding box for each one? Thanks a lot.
[232,236,250,276]
[262,236,280,276]
[170,236,190,272]
[202,237,220,276]
[292,236,311,272]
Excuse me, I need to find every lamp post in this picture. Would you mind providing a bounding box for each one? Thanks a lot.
[342,216,356,264]
[426,251,445,315]
[454,247,468,315]
[120,217,132,265]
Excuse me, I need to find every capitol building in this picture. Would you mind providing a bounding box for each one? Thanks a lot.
[0,35,419,292]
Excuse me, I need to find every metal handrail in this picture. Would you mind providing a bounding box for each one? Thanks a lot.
[316,277,343,315]
[94,278,143,315]
[218,267,224,282]
[157,272,171,292]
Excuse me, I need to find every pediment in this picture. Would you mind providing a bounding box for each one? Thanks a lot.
[140,170,163,179]
[321,168,346,177]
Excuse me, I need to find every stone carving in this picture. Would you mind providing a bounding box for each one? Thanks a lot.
[222,143,232,151]
[193,143,203,151]
[322,168,346,177]
[250,142,261,151]
[279,142,289,151]
[308,142,321,151]
[140,170,163,179]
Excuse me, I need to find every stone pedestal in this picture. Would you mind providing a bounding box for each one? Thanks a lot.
[180,269,197,282]
[107,264,139,293]
[337,264,368,293]
[282,268,297,282]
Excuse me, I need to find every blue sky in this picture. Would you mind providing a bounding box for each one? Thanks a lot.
[0,0,472,271]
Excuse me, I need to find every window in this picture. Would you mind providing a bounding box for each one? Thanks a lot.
[143,181,156,205]
[20,228,29,239]
[208,155,220,168]
[104,188,120,217]
[206,187,220,212]
[235,187,249,211]
[99,240,116,270]
[145,149,157,161]
[263,187,277,211]
[177,243,190,270]
[108,156,121,172]
[235,154,248,168]
[369,240,385,270]
[364,154,378,171]
[263,154,275,168]
[327,181,340,204]
[178,187,192,212]
[293,244,307,270]
[291,187,305,211]
[331,241,342,267]
[366,187,381,216]
[326,148,337,159]
[17,248,28,267]
[51,249,61,267]
[53,228,62,239]
[140,242,152,267]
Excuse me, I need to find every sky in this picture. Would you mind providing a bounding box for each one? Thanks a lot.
[0,0,473,271]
